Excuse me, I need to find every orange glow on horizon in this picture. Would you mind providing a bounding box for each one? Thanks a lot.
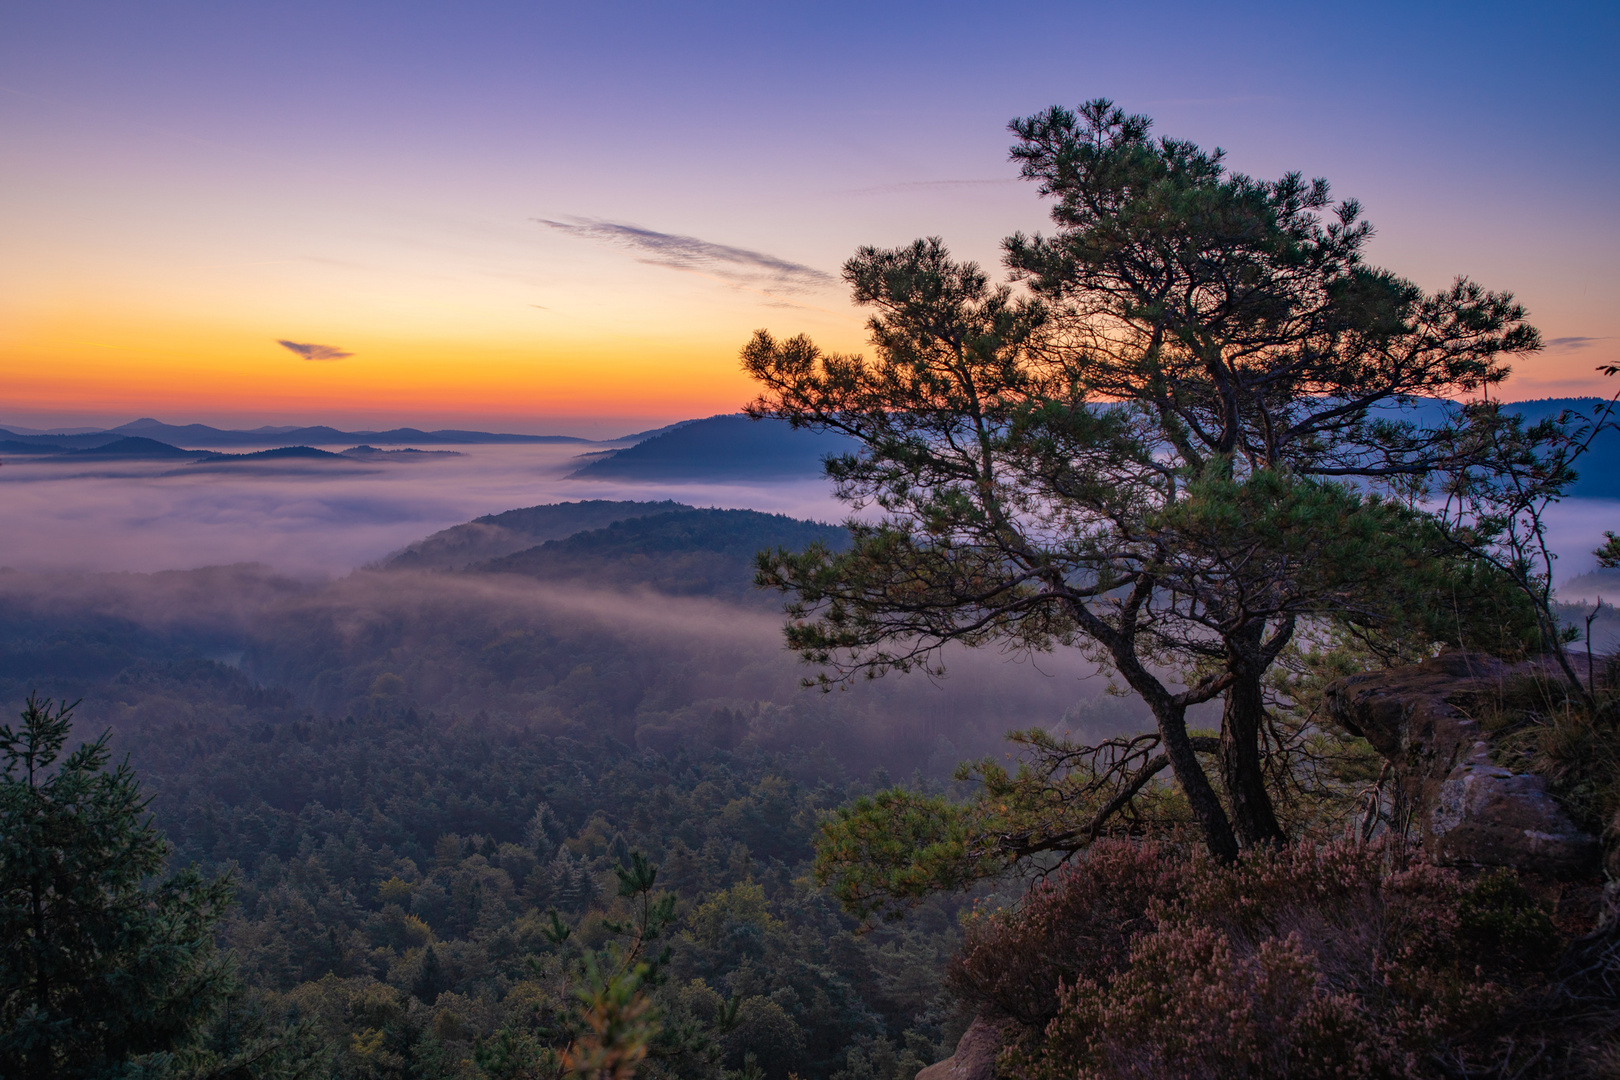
[4,240,1614,433]
[6,320,1616,434]
[0,302,845,432]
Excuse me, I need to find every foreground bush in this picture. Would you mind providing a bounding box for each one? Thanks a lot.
[949,839,1615,1080]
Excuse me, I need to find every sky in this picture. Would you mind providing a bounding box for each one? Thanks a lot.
[2,1,1616,438]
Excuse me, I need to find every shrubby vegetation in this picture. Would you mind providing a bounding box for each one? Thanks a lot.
[952,839,1605,1079]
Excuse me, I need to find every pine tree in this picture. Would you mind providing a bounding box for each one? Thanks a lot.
[526,802,562,861]
[414,944,445,1005]
[745,100,1544,862]
[0,695,236,1079]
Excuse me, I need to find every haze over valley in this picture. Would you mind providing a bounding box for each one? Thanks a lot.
[4,407,1616,586]
[0,416,853,575]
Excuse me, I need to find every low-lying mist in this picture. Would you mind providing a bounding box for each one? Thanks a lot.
[0,560,1128,780]
[4,436,1615,779]
[3,441,1615,586]
[0,444,845,576]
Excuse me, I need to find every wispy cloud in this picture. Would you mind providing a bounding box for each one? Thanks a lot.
[278,340,353,362]
[1546,336,1607,351]
[534,217,833,293]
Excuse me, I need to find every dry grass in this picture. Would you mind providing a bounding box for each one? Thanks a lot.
[1475,661,1620,837]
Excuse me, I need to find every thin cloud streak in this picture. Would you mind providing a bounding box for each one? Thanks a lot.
[534,217,834,293]
[277,339,354,362]
[1546,336,1608,351]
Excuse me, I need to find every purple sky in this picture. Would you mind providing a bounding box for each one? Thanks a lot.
[2,0,1616,434]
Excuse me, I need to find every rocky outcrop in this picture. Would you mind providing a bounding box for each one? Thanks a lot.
[1325,651,1602,879]
[914,1016,1010,1080]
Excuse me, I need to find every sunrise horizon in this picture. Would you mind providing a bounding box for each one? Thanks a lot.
[5,3,1616,431]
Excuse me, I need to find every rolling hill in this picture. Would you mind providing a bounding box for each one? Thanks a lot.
[570,414,859,481]
[380,499,696,571]
[472,507,849,603]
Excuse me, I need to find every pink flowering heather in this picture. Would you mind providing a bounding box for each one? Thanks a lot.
[951,838,1598,1079]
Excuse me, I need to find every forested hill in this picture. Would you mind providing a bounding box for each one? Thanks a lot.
[381,499,696,571]
[475,508,848,603]
[565,402,1620,494]
[1359,397,1620,498]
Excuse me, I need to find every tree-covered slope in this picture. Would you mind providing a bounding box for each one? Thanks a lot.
[475,508,848,603]
[382,499,695,571]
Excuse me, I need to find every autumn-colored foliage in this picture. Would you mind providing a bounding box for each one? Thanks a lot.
[949,839,1613,1080]
[562,963,660,1080]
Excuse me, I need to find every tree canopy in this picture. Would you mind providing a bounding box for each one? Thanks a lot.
[746,99,1546,871]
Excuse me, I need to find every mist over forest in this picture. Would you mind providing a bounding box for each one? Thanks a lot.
[6,387,1620,1080]
[0,504,1122,768]
[0,484,1155,1080]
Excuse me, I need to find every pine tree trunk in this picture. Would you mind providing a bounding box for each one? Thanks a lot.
[1221,626,1286,848]
[1156,703,1242,863]
[1107,631,1242,863]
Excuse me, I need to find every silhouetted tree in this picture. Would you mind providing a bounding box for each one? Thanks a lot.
[0,695,235,1079]
[747,99,1543,863]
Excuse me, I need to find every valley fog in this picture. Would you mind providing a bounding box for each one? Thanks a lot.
[0,443,846,576]
[3,442,1617,584]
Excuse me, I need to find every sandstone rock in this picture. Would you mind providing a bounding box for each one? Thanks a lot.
[914,1016,1009,1080]
[1325,651,1601,879]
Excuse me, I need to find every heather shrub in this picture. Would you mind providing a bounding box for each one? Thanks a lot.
[1023,925,1409,1080]
[1455,867,1561,971]
[954,838,1606,1080]
[945,840,1181,1026]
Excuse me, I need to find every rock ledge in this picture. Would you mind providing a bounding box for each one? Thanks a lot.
[1325,651,1601,879]
[914,1016,1009,1080]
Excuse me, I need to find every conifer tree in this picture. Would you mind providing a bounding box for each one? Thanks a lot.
[746,100,1545,865]
[0,695,235,1079]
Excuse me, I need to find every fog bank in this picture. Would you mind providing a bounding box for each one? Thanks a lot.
[0,444,844,576]
[2,441,1614,588]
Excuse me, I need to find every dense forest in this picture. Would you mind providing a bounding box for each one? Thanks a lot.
[1,501,1113,1080]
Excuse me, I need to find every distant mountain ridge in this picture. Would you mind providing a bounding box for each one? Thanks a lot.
[60,436,205,460]
[0,436,463,468]
[572,401,1620,496]
[120,418,591,448]
[0,417,642,449]
[8,399,1620,496]
[572,414,859,481]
